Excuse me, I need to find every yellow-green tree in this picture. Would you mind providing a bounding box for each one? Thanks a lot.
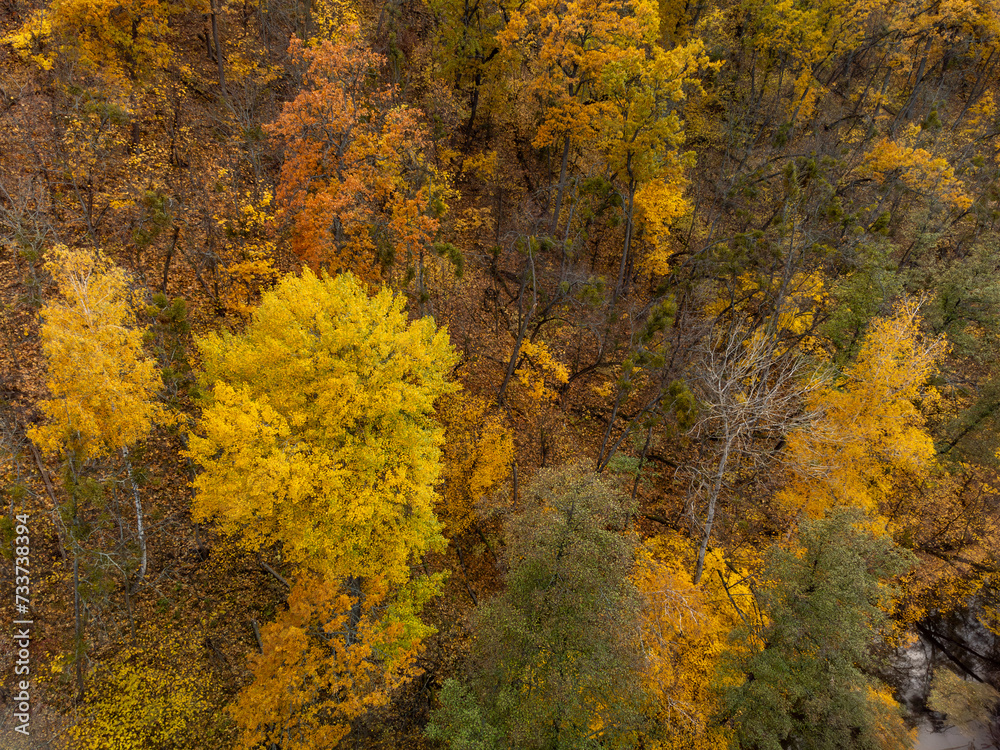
[597,39,712,293]
[186,268,457,748]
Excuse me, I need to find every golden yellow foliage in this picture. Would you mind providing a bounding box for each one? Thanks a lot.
[215,189,280,316]
[634,532,751,749]
[706,270,828,351]
[4,0,189,84]
[861,127,973,211]
[188,269,457,747]
[231,573,435,750]
[186,269,457,586]
[779,299,946,516]
[513,339,570,404]
[30,246,167,461]
[437,394,513,536]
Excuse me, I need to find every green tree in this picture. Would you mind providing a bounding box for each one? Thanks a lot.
[717,508,915,750]
[428,464,644,750]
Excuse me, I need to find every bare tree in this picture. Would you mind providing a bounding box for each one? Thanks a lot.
[688,328,822,583]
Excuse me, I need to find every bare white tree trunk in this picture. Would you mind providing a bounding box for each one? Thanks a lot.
[121,445,147,581]
[690,330,821,583]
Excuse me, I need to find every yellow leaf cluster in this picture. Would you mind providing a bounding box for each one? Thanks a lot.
[437,394,513,535]
[779,299,946,516]
[861,129,973,211]
[2,10,55,70]
[6,0,186,85]
[705,270,828,351]
[636,173,692,274]
[514,339,570,403]
[30,246,167,461]
[216,190,280,316]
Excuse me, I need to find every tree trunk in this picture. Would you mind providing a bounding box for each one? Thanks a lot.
[344,576,363,646]
[694,429,731,584]
[122,445,147,581]
[497,259,536,404]
[614,175,636,302]
[549,136,571,236]
[73,552,85,702]
[465,70,482,147]
[162,224,179,294]
[210,0,228,99]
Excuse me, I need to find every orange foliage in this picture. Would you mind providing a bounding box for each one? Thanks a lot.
[231,574,432,750]
[269,30,453,283]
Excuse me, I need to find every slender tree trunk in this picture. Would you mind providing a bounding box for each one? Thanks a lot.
[614,175,636,301]
[630,424,655,509]
[121,446,147,581]
[549,136,571,236]
[344,576,363,646]
[66,455,86,702]
[596,385,627,471]
[73,552,84,702]
[694,429,731,584]
[465,71,482,147]
[210,0,228,99]
[162,224,179,294]
[417,246,427,317]
[123,567,136,642]
[71,473,85,702]
[26,437,67,560]
[497,259,536,405]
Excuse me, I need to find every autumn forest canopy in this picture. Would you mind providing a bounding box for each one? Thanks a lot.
[4,0,1000,746]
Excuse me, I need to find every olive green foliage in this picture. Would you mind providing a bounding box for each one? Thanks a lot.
[717,508,915,750]
[428,464,644,750]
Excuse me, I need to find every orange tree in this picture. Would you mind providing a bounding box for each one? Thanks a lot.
[269,30,457,289]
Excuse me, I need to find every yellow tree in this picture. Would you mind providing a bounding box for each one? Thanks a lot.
[498,0,661,235]
[634,531,751,749]
[31,245,167,580]
[231,573,435,749]
[5,0,186,85]
[186,269,457,748]
[779,299,946,517]
[727,0,890,125]
[597,39,713,295]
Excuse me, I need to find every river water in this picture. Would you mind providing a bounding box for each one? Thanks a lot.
[915,723,990,750]
[893,610,999,750]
